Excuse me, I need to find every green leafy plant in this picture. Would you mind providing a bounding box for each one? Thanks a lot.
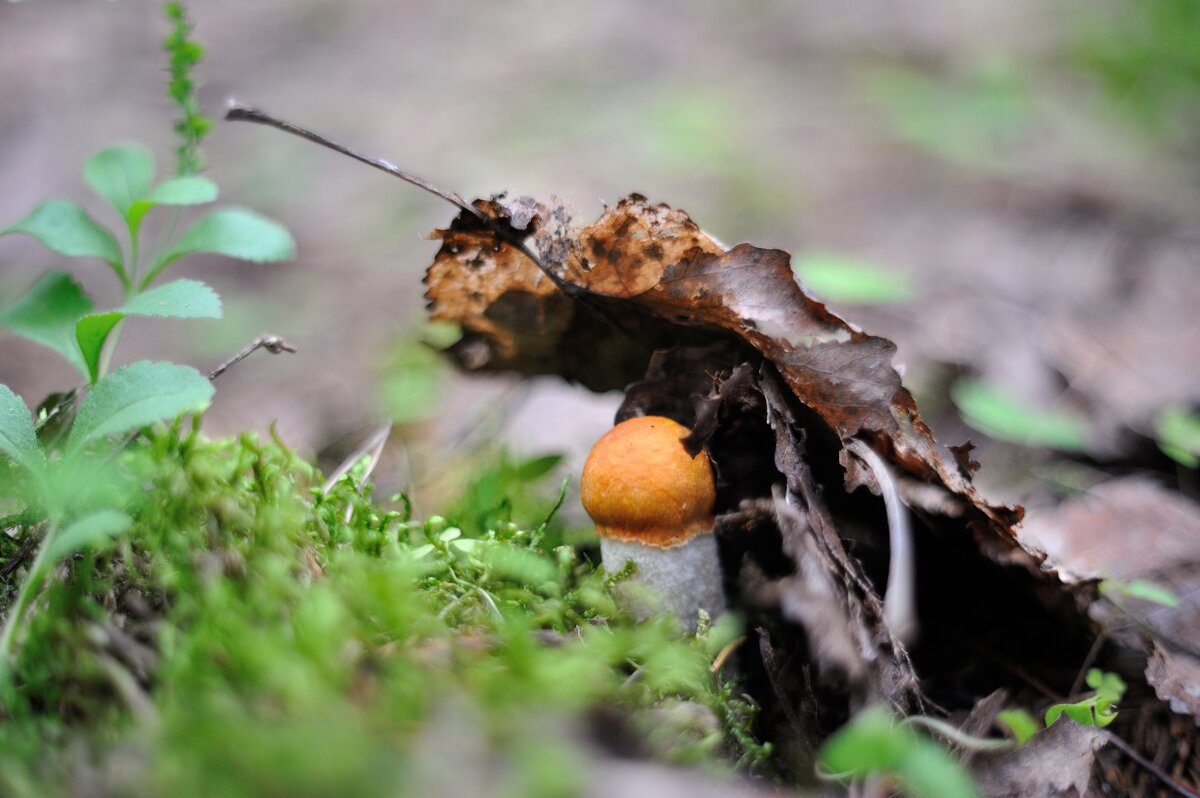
[0,2,293,693]
[1045,668,1126,729]
[818,706,982,798]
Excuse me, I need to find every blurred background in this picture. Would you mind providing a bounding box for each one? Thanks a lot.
[1,0,1197,522]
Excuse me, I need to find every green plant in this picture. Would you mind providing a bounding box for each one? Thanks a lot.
[1045,669,1126,729]
[818,706,981,798]
[0,2,293,694]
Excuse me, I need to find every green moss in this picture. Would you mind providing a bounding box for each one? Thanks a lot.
[0,427,769,797]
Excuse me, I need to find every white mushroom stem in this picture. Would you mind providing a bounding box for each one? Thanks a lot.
[602,533,726,631]
[845,439,917,645]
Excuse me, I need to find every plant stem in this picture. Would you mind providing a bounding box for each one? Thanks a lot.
[141,207,183,291]
[0,520,60,694]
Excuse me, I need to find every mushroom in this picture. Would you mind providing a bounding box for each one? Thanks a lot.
[580,415,726,629]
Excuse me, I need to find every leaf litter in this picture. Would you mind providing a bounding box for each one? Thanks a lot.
[424,191,1200,796]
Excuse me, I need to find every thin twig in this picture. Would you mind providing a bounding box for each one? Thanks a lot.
[1068,630,1107,698]
[226,101,481,220]
[209,333,297,380]
[223,102,565,294]
[1105,732,1200,798]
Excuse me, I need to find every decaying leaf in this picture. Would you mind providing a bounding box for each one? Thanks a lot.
[1146,644,1200,725]
[972,719,1111,798]
[427,194,1024,535]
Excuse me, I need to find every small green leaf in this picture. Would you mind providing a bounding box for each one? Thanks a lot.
[84,145,155,219]
[997,709,1041,745]
[793,252,914,305]
[46,509,131,563]
[75,313,124,384]
[153,208,295,281]
[438,528,463,543]
[0,271,93,379]
[66,361,214,454]
[127,175,219,232]
[0,384,48,478]
[1155,406,1200,468]
[74,280,222,383]
[2,201,124,274]
[951,378,1088,451]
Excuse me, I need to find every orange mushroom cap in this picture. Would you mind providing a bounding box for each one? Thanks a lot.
[580,416,717,548]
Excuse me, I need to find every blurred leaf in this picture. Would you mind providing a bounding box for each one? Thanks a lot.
[864,62,1030,170]
[128,175,219,232]
[793,252,914,305]
[1155,406,1200,468]
[46,509,131,563]
[84,146,155,220]
[1074,0,1200,136]
[514,454,564,481]
[75,280,222,382]
[379,339,442,424]
[819,706,981,798]
[0,384,48,478]
[1100,577,1179,608]
[1,201,124,273]
[997,709,1041,745]
[951,378,1088,451]
[66,361,214,454]
[146,175,218,206]
[0,271,93,379]
[157,208,295,278]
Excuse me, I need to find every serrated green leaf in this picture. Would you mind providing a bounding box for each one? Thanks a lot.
[122,279,222,319]
[66,361,214,454]
[1,201,124,274]
[0,384,47,478]
[0,271,93,379]
[84,145,154,219]
[127,175,219,233]
[74,280,222,383]
[793,252,914,305]
[151,208,294,282]
[46,509,131,564]
[951,378,1088,451]
[1155,406,1200,468]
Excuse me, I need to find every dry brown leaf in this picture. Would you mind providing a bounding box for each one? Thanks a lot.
[972,719,1111,798]
[1146,644,1200,725]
